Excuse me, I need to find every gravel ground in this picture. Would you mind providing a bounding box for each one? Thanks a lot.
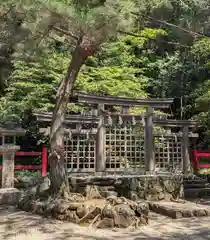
[0,206,210,240]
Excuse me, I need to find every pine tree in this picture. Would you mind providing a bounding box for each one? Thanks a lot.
[46,0,136,195]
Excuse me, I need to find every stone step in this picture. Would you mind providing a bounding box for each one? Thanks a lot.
[98,186,116,191]
[100,191,118,198]
[183,179,208,184]
[74,180,116,187]
[148,201,210,219]
[197,174,210,178]
[184,188,210,198]
[184,183,210,189]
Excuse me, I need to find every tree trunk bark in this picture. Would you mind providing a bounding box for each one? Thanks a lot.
[49,44,87,196]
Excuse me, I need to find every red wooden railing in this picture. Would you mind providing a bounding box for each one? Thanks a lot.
[192,149,210,171]
[0,147,48,176]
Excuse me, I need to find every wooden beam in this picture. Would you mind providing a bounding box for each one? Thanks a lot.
[39,127,97,136]
[71,92,174,108]
[145,106,155,172]
[34,113,197,128]
[96,104,106,172]
[0,128,25,136]
[154,119,197,127]
[34,113,99,124]
[154,132,198,138]
[39,127,198,138]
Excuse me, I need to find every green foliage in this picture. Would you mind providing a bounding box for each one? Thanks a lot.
[0,26,169,123]
[191,38,210,65]
[78,66,148,97]
[2,28,165,120]
[76,28,167,100]
[38,0,136,47]
[193,37,210,128]
[0,51,69,123]
[15,170,42,178]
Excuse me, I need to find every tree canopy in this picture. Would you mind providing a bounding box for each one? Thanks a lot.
[1,0,210,132]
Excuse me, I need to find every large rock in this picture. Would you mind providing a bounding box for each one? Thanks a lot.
[18,193,36,211]
[67,193,85,202]
[15,176,51,197]
[65,211,79,223]
[78,205,101,223]
[84,185,102,200]
[100,191,118,198]
[15,176,41,189]
[76,204,89,218]
[101,203,117,219]
[96,218,114,228]
[68,202,81,210]
[44,202,55,215]
[106,196,124,205]
[0,188,21,205]
[129,191,139,201]
[114,214,134,228]
[130,201,149,217]
[114,204,135,217]
[36,177,50,195]
[112,204,136,228]
[31,200,46,214]
[53,199,70,214]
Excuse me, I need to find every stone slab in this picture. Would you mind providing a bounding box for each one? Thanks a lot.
[0,188,21,205]
[184,183,210,188]
[184,188,210,198]
[148,200,210,219]
[100,190,118,198]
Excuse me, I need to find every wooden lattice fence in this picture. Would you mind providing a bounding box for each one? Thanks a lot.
[34,93,198,174]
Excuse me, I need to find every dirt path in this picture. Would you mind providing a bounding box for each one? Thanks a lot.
[0,206,210,240]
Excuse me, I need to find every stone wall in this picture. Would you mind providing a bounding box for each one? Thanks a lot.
[69,174,184,201]
[114,175,183,201]
[14,174,183,202]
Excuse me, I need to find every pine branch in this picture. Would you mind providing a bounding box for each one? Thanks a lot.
[118,30,190,48]
[0,5,15,20]
[53,26,79,41]
[36,0,76,27]
[131,12,206,38]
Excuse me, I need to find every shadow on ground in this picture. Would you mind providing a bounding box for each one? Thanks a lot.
[0,206,210,240]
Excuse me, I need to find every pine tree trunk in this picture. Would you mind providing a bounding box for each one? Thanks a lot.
[49,44,88,196]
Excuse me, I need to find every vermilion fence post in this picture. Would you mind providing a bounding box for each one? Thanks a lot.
[192,149,199,171]
[41,147,48,176]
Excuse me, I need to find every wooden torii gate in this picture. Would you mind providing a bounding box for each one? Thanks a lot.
[34,93,198,174]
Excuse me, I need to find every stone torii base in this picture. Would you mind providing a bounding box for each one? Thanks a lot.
[0,145,21,205]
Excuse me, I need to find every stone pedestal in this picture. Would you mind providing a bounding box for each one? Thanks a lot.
[0,188,21,205]
[0,145,20,188]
